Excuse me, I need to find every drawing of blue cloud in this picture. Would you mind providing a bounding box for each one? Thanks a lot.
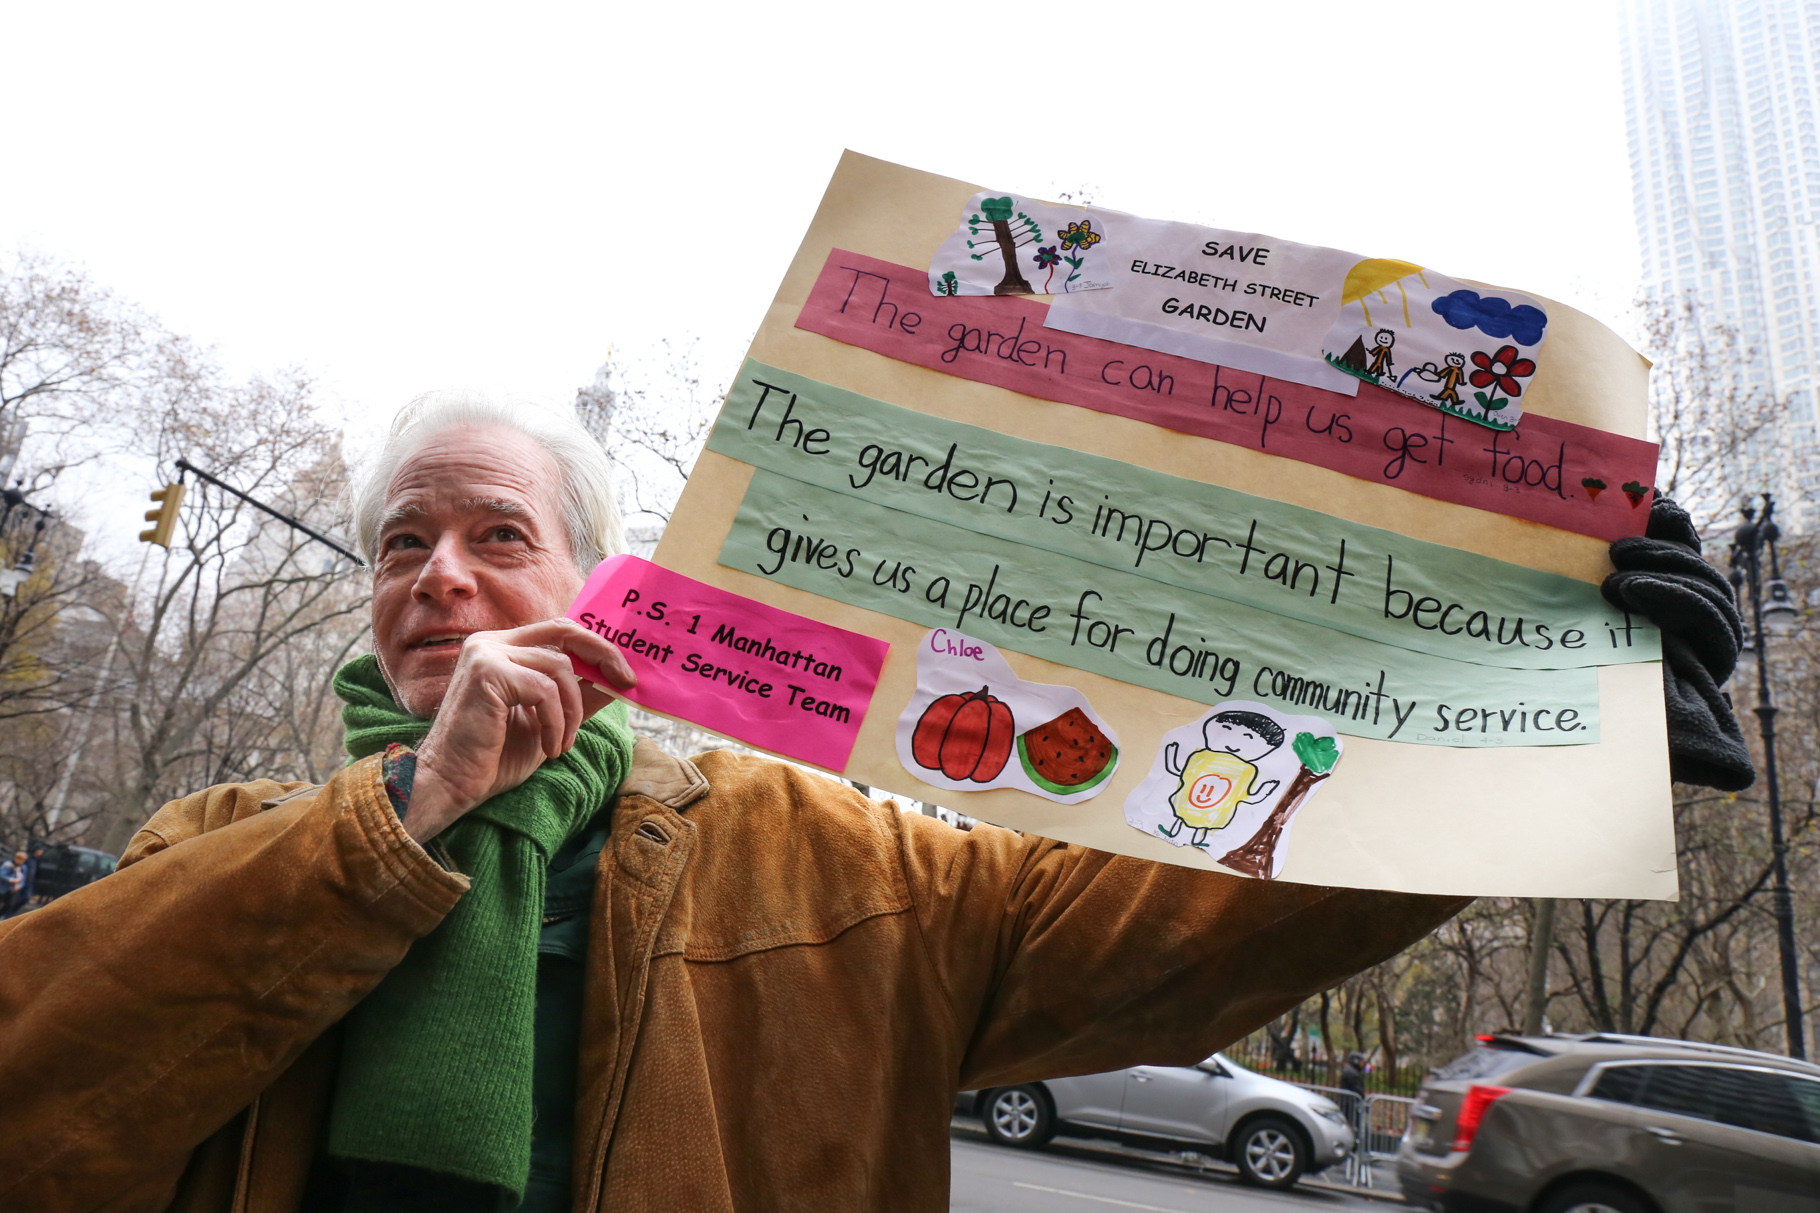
[1430,290,1548,346]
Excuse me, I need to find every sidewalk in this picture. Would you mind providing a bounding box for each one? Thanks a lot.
[1306,1157,1401,1200]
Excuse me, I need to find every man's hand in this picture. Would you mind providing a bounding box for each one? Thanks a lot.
[403,619,636,843]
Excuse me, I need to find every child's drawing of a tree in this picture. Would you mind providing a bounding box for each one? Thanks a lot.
[1219,732,1339,880]
[966,196,1040,296]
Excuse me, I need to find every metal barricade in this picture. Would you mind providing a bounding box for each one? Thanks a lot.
[1344,1093,1413,1188]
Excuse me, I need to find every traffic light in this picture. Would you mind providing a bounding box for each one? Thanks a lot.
[139,482,185,547]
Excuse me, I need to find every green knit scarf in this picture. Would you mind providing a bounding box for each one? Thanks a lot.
[326,654,635,1202]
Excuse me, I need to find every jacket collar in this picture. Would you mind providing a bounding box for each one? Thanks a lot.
[615,737,709,811]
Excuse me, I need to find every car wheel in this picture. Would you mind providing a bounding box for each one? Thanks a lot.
[981,1085,1055,1148]
[1538,1182,1651,1213]
[1231,1115,1307,1189]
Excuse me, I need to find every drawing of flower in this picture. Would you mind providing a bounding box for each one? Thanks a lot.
[1032,245,1062,292]
[1469,345,1536,398]
[1055,220,1104,292]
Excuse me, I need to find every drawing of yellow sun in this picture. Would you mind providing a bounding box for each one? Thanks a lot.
[1342,258,1429,327]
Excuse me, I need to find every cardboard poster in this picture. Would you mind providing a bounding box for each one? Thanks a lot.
[652,151,1674,900]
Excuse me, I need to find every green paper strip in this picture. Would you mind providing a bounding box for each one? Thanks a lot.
[706,360,1658,671]
[721,470,1602,747]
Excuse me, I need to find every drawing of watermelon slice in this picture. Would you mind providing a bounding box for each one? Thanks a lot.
[1582,477,1606,502]
[1622,480,1653,508]
[1016,707,1118,796]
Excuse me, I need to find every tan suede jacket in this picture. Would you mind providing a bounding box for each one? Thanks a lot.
[0,739,1464,1212]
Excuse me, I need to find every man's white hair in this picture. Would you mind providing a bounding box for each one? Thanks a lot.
[352,389,626,574]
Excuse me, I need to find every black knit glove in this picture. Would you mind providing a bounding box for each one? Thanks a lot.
[1602,497,1755,791]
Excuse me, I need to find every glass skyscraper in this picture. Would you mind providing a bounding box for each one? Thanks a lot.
[1621,0,1820,433]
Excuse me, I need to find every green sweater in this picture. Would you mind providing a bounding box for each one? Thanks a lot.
[524,816,611,1208]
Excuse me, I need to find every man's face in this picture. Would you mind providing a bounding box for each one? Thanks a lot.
[371,424,585,718]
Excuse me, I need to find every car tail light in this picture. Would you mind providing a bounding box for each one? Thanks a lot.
[1451,1084,1512,1152]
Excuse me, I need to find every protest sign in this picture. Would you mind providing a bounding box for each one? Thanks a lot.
[649,151,1674,899]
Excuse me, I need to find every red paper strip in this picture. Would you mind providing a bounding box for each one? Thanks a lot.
[568,555,889,771]
[796,250,1658,541]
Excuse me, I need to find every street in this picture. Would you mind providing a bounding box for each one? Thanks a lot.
[949,1126,1389,1212]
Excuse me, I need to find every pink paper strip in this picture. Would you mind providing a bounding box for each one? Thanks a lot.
[797,250,1659,542]
[567,555,888,771]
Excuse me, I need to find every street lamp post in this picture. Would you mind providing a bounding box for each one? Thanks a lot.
[1729,493,1807,1060]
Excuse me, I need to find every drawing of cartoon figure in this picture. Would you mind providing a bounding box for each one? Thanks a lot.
[1365,329,1395,379]
[1430,351,1467,407]
[1158,710,1284,849]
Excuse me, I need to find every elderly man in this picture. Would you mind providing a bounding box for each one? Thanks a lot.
[0,391,1742,1212]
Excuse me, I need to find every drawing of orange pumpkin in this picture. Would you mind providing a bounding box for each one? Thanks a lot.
[911,685,1015,782]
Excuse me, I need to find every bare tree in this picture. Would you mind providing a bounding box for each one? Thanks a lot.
[574,342,765,761]
[0,564,128,846]
[0,255,379,861]
[0,520,119,723]
[0,249,189,733]
[0,248,181,488]
[1640,293,1787,531]
[93,369,369,848]
[577,338,727,529]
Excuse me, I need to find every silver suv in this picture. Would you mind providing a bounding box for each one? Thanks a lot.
[1397,1033,1820,1212]
[961,1052,1353,1189]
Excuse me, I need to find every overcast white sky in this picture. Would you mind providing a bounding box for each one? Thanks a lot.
[5,0,1637,556]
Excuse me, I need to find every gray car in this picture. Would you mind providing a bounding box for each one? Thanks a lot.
[1397,1032,1820,1212]
[960,1052,1354,1189]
